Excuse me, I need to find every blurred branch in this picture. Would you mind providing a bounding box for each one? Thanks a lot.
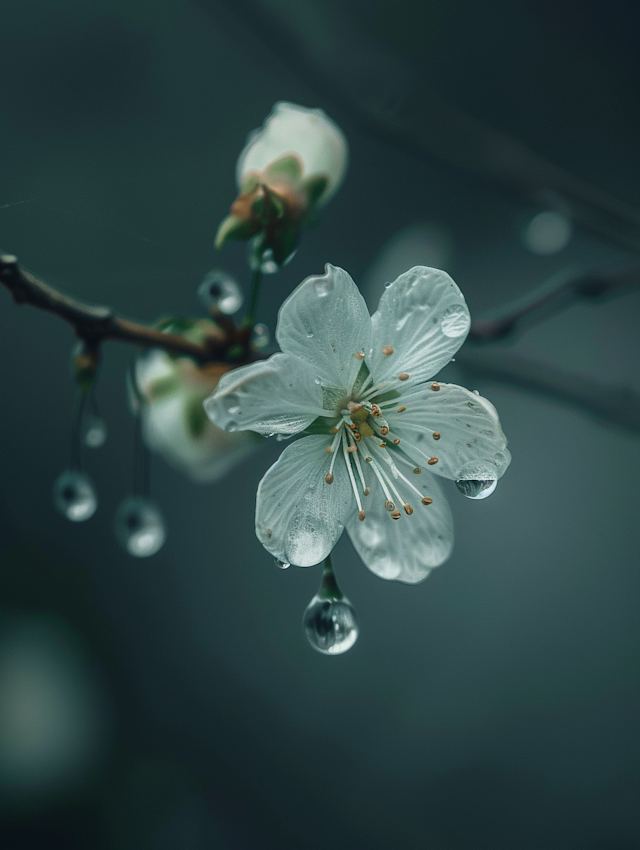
[457,351,640,433]
[0,254,249,363]
[469,266,640,342]
[214,0,640,255]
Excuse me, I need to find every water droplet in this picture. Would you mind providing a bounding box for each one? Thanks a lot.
[274,558,290,569]
[455,478,497,499]
[227,405,241,416]
[306,332,314,339]
[314,378,321,385]
[83,415,107,448]
[384,280,393,289]
[314,278,333,298]
[250,322,270,349]
[197,270,243,314]
[114,496,166,557]
[440,304,470,338]
[53,470,98,522]
[523,210,571,255]
[303,595,359,655]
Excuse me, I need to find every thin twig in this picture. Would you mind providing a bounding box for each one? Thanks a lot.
[0,254,249,363]
[456,351,640,434]
[468,266,640,342]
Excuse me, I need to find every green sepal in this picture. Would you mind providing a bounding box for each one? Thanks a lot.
[251,185,285,224]
[303,174,329,207]
[214,214,256,250]
[184,395,208,438]
[239,173,261,195]
[146,373,182,402]
[264,154,303,184]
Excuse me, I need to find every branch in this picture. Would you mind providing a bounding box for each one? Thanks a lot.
[468,266,640,342]
[213,0,640,255]
[0,254,249,363]
[456,351,640,434]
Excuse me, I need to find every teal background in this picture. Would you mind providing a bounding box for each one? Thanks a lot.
[1,1,639,847]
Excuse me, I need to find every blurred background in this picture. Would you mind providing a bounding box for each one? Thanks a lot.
[1,1,640,847]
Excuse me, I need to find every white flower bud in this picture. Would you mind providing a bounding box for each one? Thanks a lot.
[236,102,348,207]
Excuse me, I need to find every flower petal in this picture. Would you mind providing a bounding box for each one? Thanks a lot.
[346,467,453,583]
[256,435,352,567]
[203,353,325,436]
[276,264,372,393]
[391,383,511,481]
[237,102,348,206]
[368,267,470,385]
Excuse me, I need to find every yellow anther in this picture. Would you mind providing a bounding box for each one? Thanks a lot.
[382,345,394,356]
[325,473,334,484]
[358,510,366,521]
[421,497,433,505]
[413,467,422,474]
[431,382,440,391]
[396,406,406,412]
[404,504,414,515]
[433,431,441,440]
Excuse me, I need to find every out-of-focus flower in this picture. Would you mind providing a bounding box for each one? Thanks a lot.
[215,102,348,267]
[133,346,261,483]
[204,265,510,582]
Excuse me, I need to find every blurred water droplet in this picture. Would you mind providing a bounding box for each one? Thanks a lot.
[259,249,278,275]
[53,471,98,522]
[114,497,166,557]
[440,304,470,338]
[83,416,107,448]
[303,595,359,655]
[198,270,243,314]
[274,558,290,569]
[314,378,321,385]
[523,211,572,255]
[250,323,270,349]
[455,478,497,499]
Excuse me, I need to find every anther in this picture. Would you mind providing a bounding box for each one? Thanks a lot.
[390,511,402,520]
[371,404,381,417]
[354,351,365,360]
[382,345,394,356]
[396,406,406,412]
[427,457,438,465]
[385,500,395,512]
[421,497,433,505]
[325,473,334,484]
[354,432,362,441]
[433,431,441,440]
[380,426,389,435]
[379,442,387,448]
[398,373,409,381]
[393,438,400,445]
[349,422,357,430]
[365,456,372,463]
[404,504,414,515]
[413,467,421,474]
[325,446,334,454]
[358,510,366,521]
[431,382,440,391]
[364,486,371,495]
[347,445,358,454]
[329,427,339,434]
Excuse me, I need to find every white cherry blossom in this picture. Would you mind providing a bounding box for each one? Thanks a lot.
[204,265,510,582]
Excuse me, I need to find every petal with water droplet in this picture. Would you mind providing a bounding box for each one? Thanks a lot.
[369,267,470,385]
[276,264,372,394]
[392,383,510,481]
[256,435,352,567]
[345,465,452,583]
[204,353,325,436]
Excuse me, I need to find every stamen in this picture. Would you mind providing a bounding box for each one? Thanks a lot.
[421,497,433,505]
[385,500,395,511]
[427,457,439,465]
[396,406,406,413]
[364,486,371,495]
[398,373,409,381]
[433,432,441,440]
[375,448,426,503]
[325,446,333,454]
[358,510,366,520]
[382,345,394,356]
[431,382,440,391]
[341,431,364,515]
[325,473,334,484]
[347,444,358,453]
[390,511,402,520]
[354,351,365,360]
[404,504,414,515]
[413,467,421,474]
[367,456,396,507]
[326,425,344,480]
[347,431,368,494]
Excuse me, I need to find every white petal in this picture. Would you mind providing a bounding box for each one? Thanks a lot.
[203,353,325,436]
[276,264,372,393]
[256,436,352,567]
[346,467,453,583]
[391,383,511,481]
[369,267,470,385]
[237,102,348,205]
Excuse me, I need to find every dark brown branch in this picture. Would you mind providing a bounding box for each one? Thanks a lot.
[456,351,640,434]
[213,0,640,255]
[468,266,640,342]
[0,254,249,363]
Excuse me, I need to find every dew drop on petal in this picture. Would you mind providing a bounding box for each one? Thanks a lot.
[314,278,333,298]
[440,304,471,338]
[83,416,107,448]
[114,496,166,557]
[250,322,270,349]
[53,471,98,522]
[455,478,498,499]
[303,595,359,655]
[227,405,241,416]
[198,270,243,314]
[274,557,290,569]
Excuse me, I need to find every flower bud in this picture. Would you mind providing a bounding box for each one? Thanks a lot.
[215,102,348,267]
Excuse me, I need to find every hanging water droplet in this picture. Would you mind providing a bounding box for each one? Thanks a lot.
[83,415,107,448]
[259,248,278,275]
[274,557,290,570]
[114,496,166,557]
[53,470,98,522]
[455,478,497,499]
[303,595,359,655]
[440,304,471,338]
[250,323,270,349]
[197,270,243,315]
